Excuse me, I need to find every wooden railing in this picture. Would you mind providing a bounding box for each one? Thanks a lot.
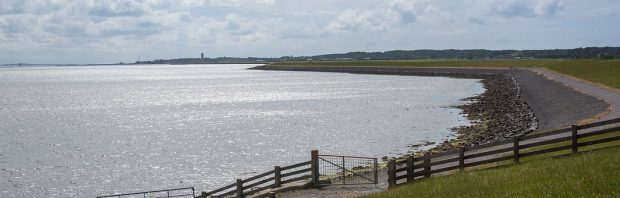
[387,117,620,187]
[97,187,196,198]
[200,160,313,198]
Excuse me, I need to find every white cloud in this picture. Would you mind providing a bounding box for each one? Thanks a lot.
[0,0,24,15]
[88,0,151,17]
[419,4,465,36]
[535,0,564,17]
[0,0,618,64]
[489,0,536,17]
[388,0,418,24]
[172,0,275,7]
[421,4,456,23]
[327,0,420,32]
[0,0,283,55]
[465,0,565,25]
[327,9,390,32]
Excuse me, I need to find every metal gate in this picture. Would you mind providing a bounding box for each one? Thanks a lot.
[316,154,378,185]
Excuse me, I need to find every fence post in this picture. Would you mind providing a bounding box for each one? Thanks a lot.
[342,156,346,185]
[571,124,578,154]
[513,137,520,164]
[387,159,396,188]
[407,156,415,182]
[424,153,431,178]
[459,147,465,171]
[201,191,208,198]
[274,166,282,188]
[236,179,243,198]
[311,150,319,187]
[374,158,379,184]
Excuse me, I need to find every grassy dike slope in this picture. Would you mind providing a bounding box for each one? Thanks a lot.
[362,146,620,198]
[270,59,620,197]
[362,129,620,198]
[272,59,620,89]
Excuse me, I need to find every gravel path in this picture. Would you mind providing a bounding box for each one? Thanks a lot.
[252,65,617,198]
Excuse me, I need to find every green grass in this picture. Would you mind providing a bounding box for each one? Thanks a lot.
[269,59,620,196]
[517,130,620,164]
[270,59,620,89]
[544,60,620,89]
[362,145,620,198]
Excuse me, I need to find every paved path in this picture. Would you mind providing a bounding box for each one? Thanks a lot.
[530,68,620,121]
[508,69,608,129]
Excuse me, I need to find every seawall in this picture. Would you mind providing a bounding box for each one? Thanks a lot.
[250,65,609,151]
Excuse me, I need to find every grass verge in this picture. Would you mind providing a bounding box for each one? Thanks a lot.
[362,145,620,198]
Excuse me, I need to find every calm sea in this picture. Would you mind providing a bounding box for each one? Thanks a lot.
[0,64,484,197]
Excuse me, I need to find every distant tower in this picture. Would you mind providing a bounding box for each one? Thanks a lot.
[201,53,204,60]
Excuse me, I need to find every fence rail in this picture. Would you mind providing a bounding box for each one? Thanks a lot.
[388,118,620,187]
[99,117,619,197]
[200,160,313,198]
[97,187,196,198]
[200,151,377,198]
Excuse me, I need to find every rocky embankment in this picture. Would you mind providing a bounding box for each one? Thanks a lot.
[432,74,538,152]
[251,65,607,155]
[253,65,540,153]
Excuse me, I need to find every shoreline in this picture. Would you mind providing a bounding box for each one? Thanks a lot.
[250,65,609,154]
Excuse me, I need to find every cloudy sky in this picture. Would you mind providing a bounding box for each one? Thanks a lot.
[1,0,619,64]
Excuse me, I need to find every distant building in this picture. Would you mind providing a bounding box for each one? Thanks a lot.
[201,53,204,59]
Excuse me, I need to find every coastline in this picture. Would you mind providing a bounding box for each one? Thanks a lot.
[250,65,609,154]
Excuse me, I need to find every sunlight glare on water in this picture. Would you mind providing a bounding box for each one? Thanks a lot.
[0,64,484,197]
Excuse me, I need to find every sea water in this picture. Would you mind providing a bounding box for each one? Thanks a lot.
[0,64,484,197]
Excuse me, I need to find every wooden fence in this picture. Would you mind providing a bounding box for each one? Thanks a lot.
[200,158,314,198]
[199,150,379,198]
[97,187,196,198]
[388,117,620,187]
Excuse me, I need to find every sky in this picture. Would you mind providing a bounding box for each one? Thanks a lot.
[0,0,619,64]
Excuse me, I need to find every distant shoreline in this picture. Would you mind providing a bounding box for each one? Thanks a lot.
[0,63,265,68]
[251,65,608,154]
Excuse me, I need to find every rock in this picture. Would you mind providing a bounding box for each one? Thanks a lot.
[430,74,538,153]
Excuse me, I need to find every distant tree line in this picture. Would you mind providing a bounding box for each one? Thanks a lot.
[137,47,619,64]
[294,47,620,61]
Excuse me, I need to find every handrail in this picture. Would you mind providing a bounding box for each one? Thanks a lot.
[519,127,571,141]
[204,160,312,197]
[204,183,236,196]
[578,117,620,130]
[242,170,276,183]
[388,117,620,187]
[97,187,195,198]
[282,161,311,170]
